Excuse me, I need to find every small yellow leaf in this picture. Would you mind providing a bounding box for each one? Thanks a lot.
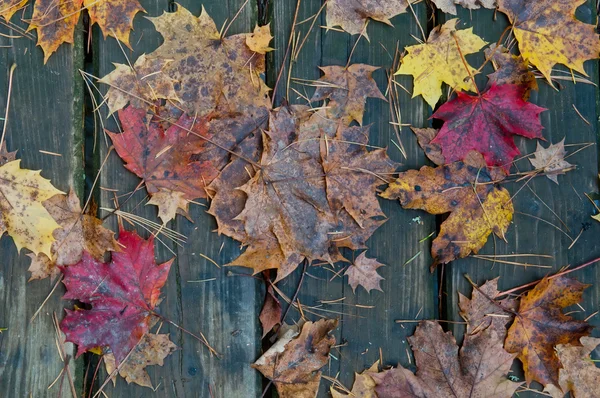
[246,24,274,54]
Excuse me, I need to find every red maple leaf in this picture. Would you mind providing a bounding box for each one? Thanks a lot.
[432,83,546,171]
[60,230,173,365]
[108,106,219,200]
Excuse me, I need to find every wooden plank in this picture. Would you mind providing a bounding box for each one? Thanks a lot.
[443,3,600,370]
[269,1,437,394]
[0,9,84,397]
[95,1,263,396]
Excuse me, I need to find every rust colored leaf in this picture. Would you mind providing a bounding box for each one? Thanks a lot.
[83,0,144,48]
[27,189,119,280]
[529,138,574,184]
[432,84,546,171]
[505,275,593,387]
[331,362,378,398]
[253,319,338,398]
[104,333,177,389]
[259,276,282,338]
[311,64,386,125]
[381,155,513,269]
[326,0,414,36]
[485,44,538,100]
[497,0,600,82]
[372,321,521,397]
[61,230,173,365]
[345,252,385,293]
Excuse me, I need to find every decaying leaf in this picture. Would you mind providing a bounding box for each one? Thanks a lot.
[330,362,378,398]
[27,189,119,280]
[431,0,495,15]
[325,0,414,36]
[253,319,338,398]
[0,160,63,257]
[432,83,546,171]
[458,278,517,338]
[371,321,521,397]
[485,44,538,100]
[246,24,274,54]
[396,19,487,108]
[345,252,385,293]
[505,275,593,387]
[545,337,600,398]
[529,139,574,184]
[0,141,17,166]
[311,64,386,125]
[104,333,177,389]
[497,0,600,82]
[259,278,282,338]
[0,0,26,22]
[83,0,144,47]
[146,189,189,225]
[381,154,513,269]
[411,127,445,166]
[61,230,173,365]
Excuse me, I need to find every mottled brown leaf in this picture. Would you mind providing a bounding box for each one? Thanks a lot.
[83,0,144,48]
[345,252,384,293]
[326,0,414,36]
[485,44,538,100]
[259,277,281,338]
[431,0,495,15]
[505,276,593,387]
[253,319,338,398]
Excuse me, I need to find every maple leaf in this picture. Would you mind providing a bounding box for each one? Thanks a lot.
[0,0,26,21]
[60,230,173,365]
[246,24,274,54]
[325,0,417,36]
[396,19,487,108]
[104,333,177,388]
[259,276,282,338]
[27,189,119,281]
[545,337,600,398]
[497,0,600,82]
[458,278,517,338]
[529,139,574,184]
[381,154,513,269]
[252,319,338,398]
[411,127,445,166]
[83,0,144,48]
[485,44,538,100]
[311,64,386,125]
[99,54,180,115]
[371,321,521,397]
[431,0,495,15]
[0,141,17,166]
[0,160,63,257]
[504,275,592,387]
[331,362,378,398]
[432,83,546,171]
[345,252,385,293]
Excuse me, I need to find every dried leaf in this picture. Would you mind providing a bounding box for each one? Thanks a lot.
[497,0,600,82]
[529,139,574,184]
[0,0,27,21]
[253,319,338,398]
[83,0,144,47]
[485,44,538,100]
[331,362,378,398]
[61,230,173,365]
[505,276,593,387]
[146,189,189,225]
[345,252,385,293]
[396,19,487,108]
[411,127,445,166]
[431,0,495,15]
[104,333,177,389]
[381,155,513,269]
[325,0,414,36]
[311,64,386,125]
[246,24,274,54]
[0,142,16,166]
[432,83,546,171]
[259,280,282,338]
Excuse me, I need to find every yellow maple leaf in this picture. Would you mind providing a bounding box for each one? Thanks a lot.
[498,0,600,82]
[246,24,274,54]
[0,160,64,257]
[395,19,487,108]
[83,0,145,48]
[0,0,27,21]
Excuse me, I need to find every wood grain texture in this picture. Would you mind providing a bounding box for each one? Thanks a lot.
[0,7,83,397]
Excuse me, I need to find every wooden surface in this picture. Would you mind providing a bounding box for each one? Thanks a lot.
[0,1,599,397]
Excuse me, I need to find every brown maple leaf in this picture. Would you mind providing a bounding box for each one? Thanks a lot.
[529,139,574,184]
[252,319,338,398]
[331,362,378,398]
[545,337,600,398]
[372,321,521,397]
[83,0,144,48]
[345,252,385,294]
[505,275,593,387]
[326,0,415,36]
[104,333,177,388]
[381,154,513,269]
[27,189,119,281]
[259,273,282,338]
[411,127,445,166]
[311,64,386,125]
[431,0,495,15]
[485,44,538,100]
[0,142,16,166]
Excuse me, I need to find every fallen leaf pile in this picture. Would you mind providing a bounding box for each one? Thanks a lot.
[0,0,144,62]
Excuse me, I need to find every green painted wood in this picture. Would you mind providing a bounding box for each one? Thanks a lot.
[0,8,84,397]
[441,4,600,393]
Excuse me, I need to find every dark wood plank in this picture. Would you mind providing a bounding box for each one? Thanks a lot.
[269,1,437,394]
[0,9,84,397]
[442,3,600,386]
